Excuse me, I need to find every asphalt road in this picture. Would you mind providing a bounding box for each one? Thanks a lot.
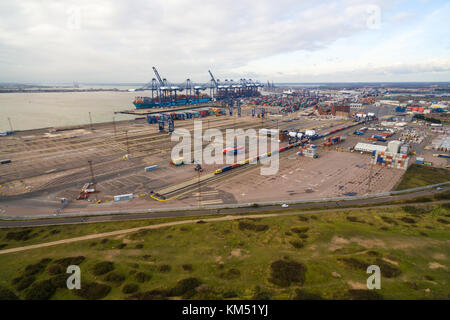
[0,186,447,228]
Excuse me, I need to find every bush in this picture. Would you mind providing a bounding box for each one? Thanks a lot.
[14,275,35,291]
[381,216,398,225]
[220,269,240,280]
[339,258,370,271]
[402,206,428,215]
[297,216,309,222]
[293,289,323,300]
[25,280,56,300]
[24,258,52,276]
[0,243,7,250]
[168,278,202,297]
[135,272,151,283]
[289,240,304,249]
[373,259,401,278]
[75,282,111,300]
[92,261,114,276]
[291,227,309,234]
[122,283,139,294]
[50,274,69,289]
[53,256,85,269]
[238,221,268,232]
[0,286,19,300]
[223,291,238,299]
[158,264,171,273]
[104,272,126,284]
[135,244,144,249]
[399,217,416,224]
[182,264,193,271]
[131,289,168,300]
[5,229,34,241]
[269,260,307,287]
[346,289,382,300]
[437,218,449,225]
[117,243,127,249]
[47,264,64,275]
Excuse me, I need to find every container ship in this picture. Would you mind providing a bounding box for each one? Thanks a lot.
[133,94,211,109]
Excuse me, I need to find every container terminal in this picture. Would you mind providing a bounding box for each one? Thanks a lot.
[0,81,449,218]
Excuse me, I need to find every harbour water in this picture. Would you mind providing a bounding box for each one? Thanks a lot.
[0,90,141,131]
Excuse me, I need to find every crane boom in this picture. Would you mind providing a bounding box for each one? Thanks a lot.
[152,66,164,86]
[208,70,218,87]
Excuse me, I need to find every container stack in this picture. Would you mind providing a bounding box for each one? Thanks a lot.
[297,144,318,158]
[371,151,409,170]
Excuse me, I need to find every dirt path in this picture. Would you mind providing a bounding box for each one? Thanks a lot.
[0,201,447,255]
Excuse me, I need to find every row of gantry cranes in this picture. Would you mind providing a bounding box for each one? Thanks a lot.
[137,66,265,102]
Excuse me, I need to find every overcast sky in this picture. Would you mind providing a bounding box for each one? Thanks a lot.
[0,0,449,83]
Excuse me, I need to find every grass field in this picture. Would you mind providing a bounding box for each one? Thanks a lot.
[0,204,449,300]
[395,164,450,190]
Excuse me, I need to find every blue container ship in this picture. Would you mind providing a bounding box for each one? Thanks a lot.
[133,94,211,109]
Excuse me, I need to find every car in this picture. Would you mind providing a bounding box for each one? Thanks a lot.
[281,203,289,208]
[437,187,443,191]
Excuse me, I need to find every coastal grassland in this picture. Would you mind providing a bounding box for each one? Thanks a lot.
[0,204,449,300]
[395,164,450,190]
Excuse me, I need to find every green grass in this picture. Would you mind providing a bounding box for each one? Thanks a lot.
[0,204,449,300]
[395,164,450,190]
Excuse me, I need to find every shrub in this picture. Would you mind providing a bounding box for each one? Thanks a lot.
[297,233,308,239]
[399,217,416,224]
[158,264,171,273]
[182,264,193,271]
[374,259,401,278]
[289,240,304,249]
[14,276,35,291]
[437,218,449,225]
[50,274,69,289]
[0,243,7,250]
[269,260,307,287]
[75,282,111,300]
[24,258,52,276]
[135,244,144,249]
[291,227,309,234]
[297,216,309,222]
[135,272,151,283]
[238,221,268,232]
[196,220,206,224]
[402,206,428,215]
[220,269,241,280]
[5,229,34,241]
[131,289,168,300]
[104,272,126,284]
[92,261,114,276]
[0,286,19,300]
[252,287,272,300]
[346,216,362,223]
[346,289,382,300]
[25,280,56,300]
[53,256,85,269]
[122,283,139,294]
[339,258,370,271]
[168,278,202,297]
[47,264,64,275]
[293,289,323,300]
[223,291,238,299]
[117,243,127,249]
[381,216,397,225]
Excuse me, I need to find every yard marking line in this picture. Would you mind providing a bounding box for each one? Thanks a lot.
[200,199,224,205]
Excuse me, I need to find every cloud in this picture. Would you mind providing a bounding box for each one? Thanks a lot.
[0,0,397,82]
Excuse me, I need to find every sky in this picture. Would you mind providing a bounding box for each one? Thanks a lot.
[0,0,449,84]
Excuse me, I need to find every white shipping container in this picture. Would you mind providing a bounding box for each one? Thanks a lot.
[114,193,133,201]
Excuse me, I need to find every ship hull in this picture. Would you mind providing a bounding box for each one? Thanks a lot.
[133,98,212,109]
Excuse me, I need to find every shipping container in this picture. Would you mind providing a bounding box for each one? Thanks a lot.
[145,165,158,172]
[114,194,133,202]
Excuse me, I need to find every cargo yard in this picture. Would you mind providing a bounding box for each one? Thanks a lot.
[1,84,449,217]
